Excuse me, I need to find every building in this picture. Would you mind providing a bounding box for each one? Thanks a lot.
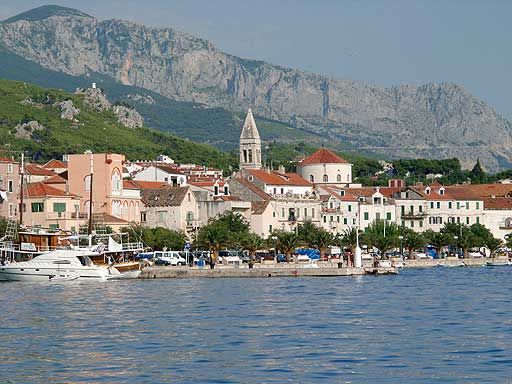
[297,147,352,185]
[23,182,82,231]
[0,157,20,220]
[67,153,141,223]
[239,109,262,170]
[140,186,200,234]
[132,163,187,186]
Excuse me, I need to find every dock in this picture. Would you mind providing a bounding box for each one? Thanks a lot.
[140,265,398,279]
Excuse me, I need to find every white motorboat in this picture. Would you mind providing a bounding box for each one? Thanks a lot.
[486,260,512,267]
[0,249,120,281]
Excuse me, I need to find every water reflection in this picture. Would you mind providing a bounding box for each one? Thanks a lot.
[1,268,512,383]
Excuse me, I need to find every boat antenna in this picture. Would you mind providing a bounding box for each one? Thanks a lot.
[19,152,24,227]
[87,152,94,238]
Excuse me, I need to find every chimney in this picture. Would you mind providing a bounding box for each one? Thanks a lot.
[278,165,286,174]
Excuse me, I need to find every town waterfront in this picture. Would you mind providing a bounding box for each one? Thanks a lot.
[1,267,511,383]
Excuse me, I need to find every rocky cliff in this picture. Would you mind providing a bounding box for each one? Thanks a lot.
[1,5,511,170]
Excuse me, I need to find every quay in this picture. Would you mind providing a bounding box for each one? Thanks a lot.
[140,265,398,279]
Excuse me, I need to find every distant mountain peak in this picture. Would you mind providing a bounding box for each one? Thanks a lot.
[2,5,93,24]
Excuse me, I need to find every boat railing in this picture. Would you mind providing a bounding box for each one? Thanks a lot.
[120,242,145,251]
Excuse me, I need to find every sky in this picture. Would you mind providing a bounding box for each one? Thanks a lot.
[1,0,511,118]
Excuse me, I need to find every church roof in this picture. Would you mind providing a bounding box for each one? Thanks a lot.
[299,148,348,165]
[240,109,260,140]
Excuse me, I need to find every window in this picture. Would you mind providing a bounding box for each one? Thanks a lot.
[323,174,328,183]
[186,211,194,223]
[248,149,253,163]
[419,206,423,213]
[437,202,441,209]
[111,169,121,195]
[330,216,334,222]
[140,212,147,222]
[410,221,414,228]
[448,202,452,209]
[466,217,470,225]
[343,218,348,225]
[439,188,445,195]
[273,188,277,195]
[243,149,248,163]
[214,185,219,196]
[224,186,229,195]
[457,202,460,209]
[348,205,352,212]
[430,202,434,209]
[188,193,191,202]
[280,188,284,195]
[457,217,460,224]
[269,225,273,233]
[273,211,276,218]
[8,180,13,193]
[476,202,480,210]
[53,203,66,213]
[304,208,307,217]
[158,211,165,223]
[49,224,59,230]
[323,216,327,223]
[84,175,91,192]
[402,220,405,226]
[386,212,391,220]
[288,208,296,222]
[309,175,314,183]
[31,202,44,212]
[364,212,369,221]
[7,164,12,173]
[8,203,14,217]
[419,221,423,228]
[476,217,480,224]
[311,208,315,218]
[466,202,469,210]
[337,174,341,182]
[282,208,285,217]
[337,216,340,223]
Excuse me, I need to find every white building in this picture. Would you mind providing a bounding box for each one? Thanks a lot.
[297,147,352,185]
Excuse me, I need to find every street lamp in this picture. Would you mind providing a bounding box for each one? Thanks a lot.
[453,235,459,258]
[271,236,278,262]
[398,235,404,259]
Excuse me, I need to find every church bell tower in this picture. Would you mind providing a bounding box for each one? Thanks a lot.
[239,109,262,170]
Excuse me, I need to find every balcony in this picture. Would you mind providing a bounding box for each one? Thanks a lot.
[47,212,88,220]
[186,220,201,229]
[322,207,342,213]
[401,212,427,220]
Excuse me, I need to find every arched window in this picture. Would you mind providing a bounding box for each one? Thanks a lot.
[186,211,194,223]
[84,175,91,192]
[505,217,512,228]
[224,184,230,195]
[111,169,121,195]
[323,174,328,183]
[337,174,342,182]
[309,175,315,183]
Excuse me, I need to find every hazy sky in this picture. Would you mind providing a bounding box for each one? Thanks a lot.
[1,1,511,118]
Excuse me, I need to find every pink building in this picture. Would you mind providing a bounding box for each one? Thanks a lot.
[0,157,20,219]
[67,153,141,223]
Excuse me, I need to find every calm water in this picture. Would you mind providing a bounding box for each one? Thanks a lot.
[1,267,511,383]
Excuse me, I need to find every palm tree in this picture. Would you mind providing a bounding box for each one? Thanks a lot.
[196,225,228,264]
[297,220,318,247]
[243,233,265,262]
[485,237,502,258]
[313,229,334,260]
[338,227,358,266]
[274,230,301,262]
[362,220,400,258]
[423,229,448,258]
[402,229,426,259]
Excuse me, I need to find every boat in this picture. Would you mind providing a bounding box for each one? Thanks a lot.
[0,249,120,281]
[486,260,512,267]
[444,262,465,267]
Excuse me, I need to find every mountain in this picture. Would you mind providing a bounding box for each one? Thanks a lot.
[1,5,511,171]
[0,78,236,169]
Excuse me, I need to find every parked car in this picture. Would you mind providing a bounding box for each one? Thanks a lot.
[154,251,187,266]
[135,252,154,261]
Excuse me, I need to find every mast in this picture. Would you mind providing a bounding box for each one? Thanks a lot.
[19,153,24,227]
[88,152,94,236]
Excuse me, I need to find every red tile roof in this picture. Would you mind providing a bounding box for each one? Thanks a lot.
[481,197,512,210]
[0,157,16,164]
[321,186,359,202]
[43,159,68,169]
[25,164,56,176]
[247,169,312,187]
[123,179,140,190]
[43,174,67,184]
[25,182,78,198]
[299,148,348,165]
[130,180,167,190]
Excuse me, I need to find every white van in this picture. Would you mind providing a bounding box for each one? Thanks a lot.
[154,251,187,266]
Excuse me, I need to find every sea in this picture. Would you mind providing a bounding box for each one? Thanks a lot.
[1,266,511,383]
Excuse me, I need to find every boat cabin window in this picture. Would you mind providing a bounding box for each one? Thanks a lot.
[76,256,92,266]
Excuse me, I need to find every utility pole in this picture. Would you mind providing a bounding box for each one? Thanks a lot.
[19,153,24,227]
[88,153,94,239]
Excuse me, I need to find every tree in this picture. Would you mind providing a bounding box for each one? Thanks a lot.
[196,225,229,263]
[243,233,265,262]
[123,225,187,251]
[441,223,477,258]
[402,228,426,259]
[486,237,503,258]
[274,230,301,262]
[362,220,400,258]
[297,220,319,247]
[423,229,448,258]
[470,158,486,184]
[312,228,334,260]
[337,227,359,266]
